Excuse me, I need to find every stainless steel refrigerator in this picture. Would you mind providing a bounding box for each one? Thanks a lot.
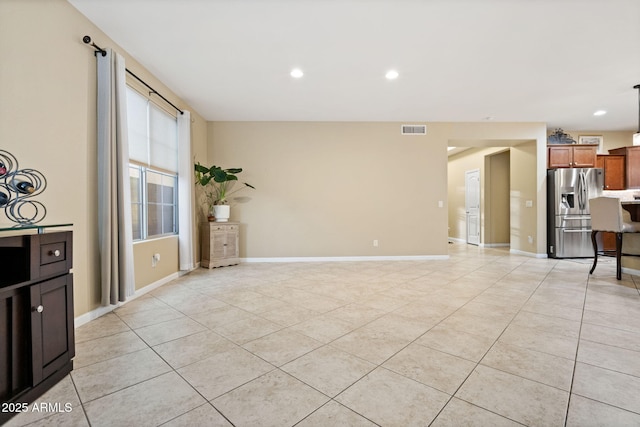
[547,168,603,258]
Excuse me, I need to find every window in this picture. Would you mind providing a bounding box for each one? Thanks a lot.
[126,87,178,240]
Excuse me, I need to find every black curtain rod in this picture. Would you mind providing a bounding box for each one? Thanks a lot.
[82,35,184,115]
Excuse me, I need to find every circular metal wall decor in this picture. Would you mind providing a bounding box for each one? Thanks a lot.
[0,150,47,225]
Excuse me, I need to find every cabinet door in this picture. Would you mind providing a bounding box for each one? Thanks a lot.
[572,146,597,168]
[627,148,640,189]
[225,230,239,258]
[603,156,625,190]
[30,274,75,384]
[0,287,31,401]
[548,146,573,168]
[211,230,227,259]
[602,232,617,252]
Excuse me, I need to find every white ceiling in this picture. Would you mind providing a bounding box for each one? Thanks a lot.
[69,0,640,131]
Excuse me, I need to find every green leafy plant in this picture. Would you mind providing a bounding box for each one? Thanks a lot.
[194,163,255,208]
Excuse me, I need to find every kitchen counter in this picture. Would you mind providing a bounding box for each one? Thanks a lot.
[622,201,640,221]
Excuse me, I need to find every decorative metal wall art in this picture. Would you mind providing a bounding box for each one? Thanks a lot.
[0,150,47,225]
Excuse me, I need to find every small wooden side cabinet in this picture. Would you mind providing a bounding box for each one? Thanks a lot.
[0,229,74,425]
[201,222,240,268]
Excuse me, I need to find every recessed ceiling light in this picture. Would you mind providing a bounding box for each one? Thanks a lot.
[290,68,304,78]
[385,70,399,80]
[593,110,607,116]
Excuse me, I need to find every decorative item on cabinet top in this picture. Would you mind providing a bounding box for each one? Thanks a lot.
[0,149,48,225]
[194,163,255,222]
[547,128,576,144]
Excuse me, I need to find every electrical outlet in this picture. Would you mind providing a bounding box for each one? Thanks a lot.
[528,236,534,244]
[373,240,379,247]
[152,253,160,267]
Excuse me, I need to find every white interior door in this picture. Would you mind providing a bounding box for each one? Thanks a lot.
[465,169,480,245]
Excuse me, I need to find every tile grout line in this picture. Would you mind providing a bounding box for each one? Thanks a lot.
[54,248,639,426]
[563,265,595,427]
[426,252,556,426]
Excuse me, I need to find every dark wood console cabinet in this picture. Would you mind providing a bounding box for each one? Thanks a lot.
[0,230,74,424]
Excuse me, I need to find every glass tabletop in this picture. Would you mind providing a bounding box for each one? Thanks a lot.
[0,223,73,233]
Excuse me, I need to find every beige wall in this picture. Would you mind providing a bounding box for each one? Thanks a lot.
[563,130,635,153]
[448,147,510,243]
[447,123,548,255]
[208,122,548,258]
[447,122,547,257]
[208,122,450,258]
[0,0,207,317]
[133,237,179,290]
[486,150,511,244]
[510,141,538,253]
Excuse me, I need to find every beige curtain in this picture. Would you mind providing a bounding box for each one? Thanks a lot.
[97,48,135,305]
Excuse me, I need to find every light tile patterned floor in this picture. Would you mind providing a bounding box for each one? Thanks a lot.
[7,244,640,426]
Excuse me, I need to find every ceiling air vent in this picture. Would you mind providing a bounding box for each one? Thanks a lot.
[401,124,427,135]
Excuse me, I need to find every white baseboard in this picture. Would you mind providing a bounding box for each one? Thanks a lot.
[482,243,510,248]
[622,267,640,277]
[448,237,466,243]
[509,248,548,258]
[242,255,449,263]
[74,271,181,328]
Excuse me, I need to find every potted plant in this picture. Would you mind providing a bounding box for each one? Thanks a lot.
[194,163,255,222]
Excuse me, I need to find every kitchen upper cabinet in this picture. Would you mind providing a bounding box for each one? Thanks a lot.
[548,144,598,168]
[596,154,625,190]
[608,146,640,189]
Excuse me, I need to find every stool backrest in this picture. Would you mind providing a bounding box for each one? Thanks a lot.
[589,197,624,233]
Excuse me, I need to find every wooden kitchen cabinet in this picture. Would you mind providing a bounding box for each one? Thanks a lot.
[0,229,74,425]
[608,146,640,189]
[548,144,598,168]
[596,154,625,190]
[201,222,240,268]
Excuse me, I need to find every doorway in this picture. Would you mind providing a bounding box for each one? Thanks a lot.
[465,169,480,245]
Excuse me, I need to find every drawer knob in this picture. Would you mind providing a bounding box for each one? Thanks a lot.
[49,249,61,257]
[33,305,44,313]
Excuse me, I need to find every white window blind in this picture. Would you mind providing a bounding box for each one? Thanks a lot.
[126,87,177,172]
[127,88,150,165]
[126,86,178,241]
[149,104,178,172]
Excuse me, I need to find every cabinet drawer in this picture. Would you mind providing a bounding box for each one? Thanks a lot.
[40,242,67,266]
[210,224,237,232]
[32,232,72,279]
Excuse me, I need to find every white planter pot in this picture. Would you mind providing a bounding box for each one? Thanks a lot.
[213,205,231,222]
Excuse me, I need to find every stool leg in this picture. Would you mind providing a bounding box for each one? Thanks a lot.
[616,232,623,280]
[590,230,598,275]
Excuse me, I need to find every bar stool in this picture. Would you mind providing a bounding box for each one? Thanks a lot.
[589,197,640,280]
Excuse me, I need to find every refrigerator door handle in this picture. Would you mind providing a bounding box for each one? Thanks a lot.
[578,171,587,210]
